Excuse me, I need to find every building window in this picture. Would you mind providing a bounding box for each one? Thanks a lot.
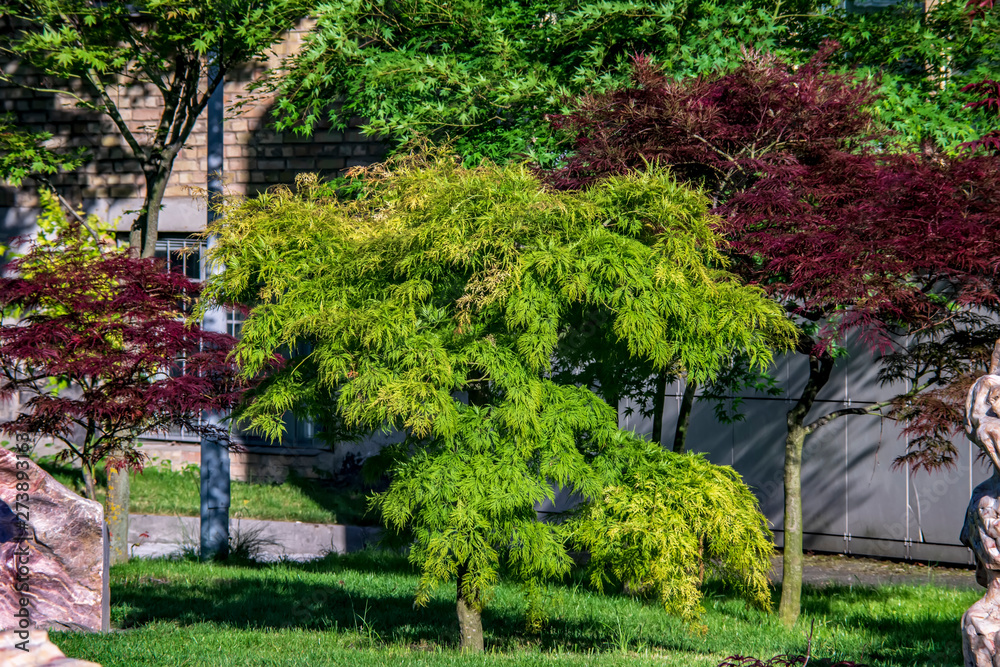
[298,418,315,441]
[139,238,319,448]
[154,238,204,281]
[143,238,207,442]
[226,309,245,339]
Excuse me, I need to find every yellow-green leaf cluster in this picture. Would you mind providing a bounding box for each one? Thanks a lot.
[570,438,774,624]
[205,150,792,438]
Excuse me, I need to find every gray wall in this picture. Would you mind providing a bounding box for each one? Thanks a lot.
[624,339,988,565]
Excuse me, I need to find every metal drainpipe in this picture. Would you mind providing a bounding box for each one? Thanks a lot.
[200,53,230,561]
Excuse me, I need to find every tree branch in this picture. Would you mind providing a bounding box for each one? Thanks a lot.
[169,65,221,151]
[84,69,145,160]
[153,56,188,153]
[805,402,891,434]
[114,14,168,95]
[0,75,97,110]
[33,177,105,249]
[804,381,932,434]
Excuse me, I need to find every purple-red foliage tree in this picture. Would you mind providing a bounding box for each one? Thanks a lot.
[547,44,1000,626]
[547,43,878,201]
[0,225,245,501]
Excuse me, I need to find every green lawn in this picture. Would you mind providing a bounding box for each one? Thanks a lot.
[38,460,377,526]
[54,550,974,666]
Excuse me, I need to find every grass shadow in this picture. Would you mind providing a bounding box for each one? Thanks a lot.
[106,552,976,664]
[113,558,451,645]
[110,552,691,652]
[795,582,975,665]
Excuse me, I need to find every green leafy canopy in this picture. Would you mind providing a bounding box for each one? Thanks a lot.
[0,0,304,80]
[832,0,1000,152]
[259,0,1000,163]
[258,0,809,164]
[203,151,792,623]
[0,115,85,187]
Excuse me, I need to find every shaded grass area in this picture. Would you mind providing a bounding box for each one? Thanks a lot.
[38,460,376,526]
[55,550,974,666]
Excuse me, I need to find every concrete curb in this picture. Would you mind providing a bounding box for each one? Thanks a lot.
[127,514,381,561]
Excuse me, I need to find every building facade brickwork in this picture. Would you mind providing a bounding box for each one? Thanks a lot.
[0,21,386,232]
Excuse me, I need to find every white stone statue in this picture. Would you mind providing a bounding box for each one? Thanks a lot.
[961,340,1000,666]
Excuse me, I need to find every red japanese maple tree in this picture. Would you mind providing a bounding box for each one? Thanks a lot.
[546,43,1000,626]
[0,223,245,501]
[547,42,878,199]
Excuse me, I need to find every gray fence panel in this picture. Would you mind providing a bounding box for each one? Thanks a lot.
[621,341,990,564]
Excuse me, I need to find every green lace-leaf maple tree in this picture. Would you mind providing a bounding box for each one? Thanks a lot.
[203,152,793,650]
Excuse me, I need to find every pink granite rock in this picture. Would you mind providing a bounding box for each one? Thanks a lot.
[0,629,101,666]
[0,447,108,632]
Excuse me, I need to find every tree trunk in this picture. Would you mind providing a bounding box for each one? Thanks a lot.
[603,391,621,427]
[456,565,484,652]
[777,352,834,627]
[650,370,668,444]
[458,375,487,650]
[105,466,130,565]
[131,159,176,259]
[778,422,806,626]
[698,535,706,583]
[120,159,178,565]
[81,464,97,502]
[673,377,698,454]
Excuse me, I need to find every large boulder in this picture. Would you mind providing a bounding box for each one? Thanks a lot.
[0,447,109,632]
[0,630,101,666]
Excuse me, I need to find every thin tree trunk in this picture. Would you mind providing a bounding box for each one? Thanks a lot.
[131,158,177,259]
[604,391,620,427]
[778,422,806,626]
[459,375,487,652]
[778,353,834,627]
[456,564,484,652]
[81,463,97,502]
[673,378,698,453]
[698,535,705,582]
[650,370,668,444]
[105,466,130,565]
[128,223,144,258]
[121,160,178,567]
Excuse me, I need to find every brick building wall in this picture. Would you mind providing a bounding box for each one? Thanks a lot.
[0,20,387,236]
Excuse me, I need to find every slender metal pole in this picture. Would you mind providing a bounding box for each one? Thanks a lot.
[200,55,229,561]
[200,408,230,561]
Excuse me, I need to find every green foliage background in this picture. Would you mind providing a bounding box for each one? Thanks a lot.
[0,0,305,87]
[260,0,999,161]
[260,0,810,163]
[833,0,1000,150]
[0,117,84,188]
